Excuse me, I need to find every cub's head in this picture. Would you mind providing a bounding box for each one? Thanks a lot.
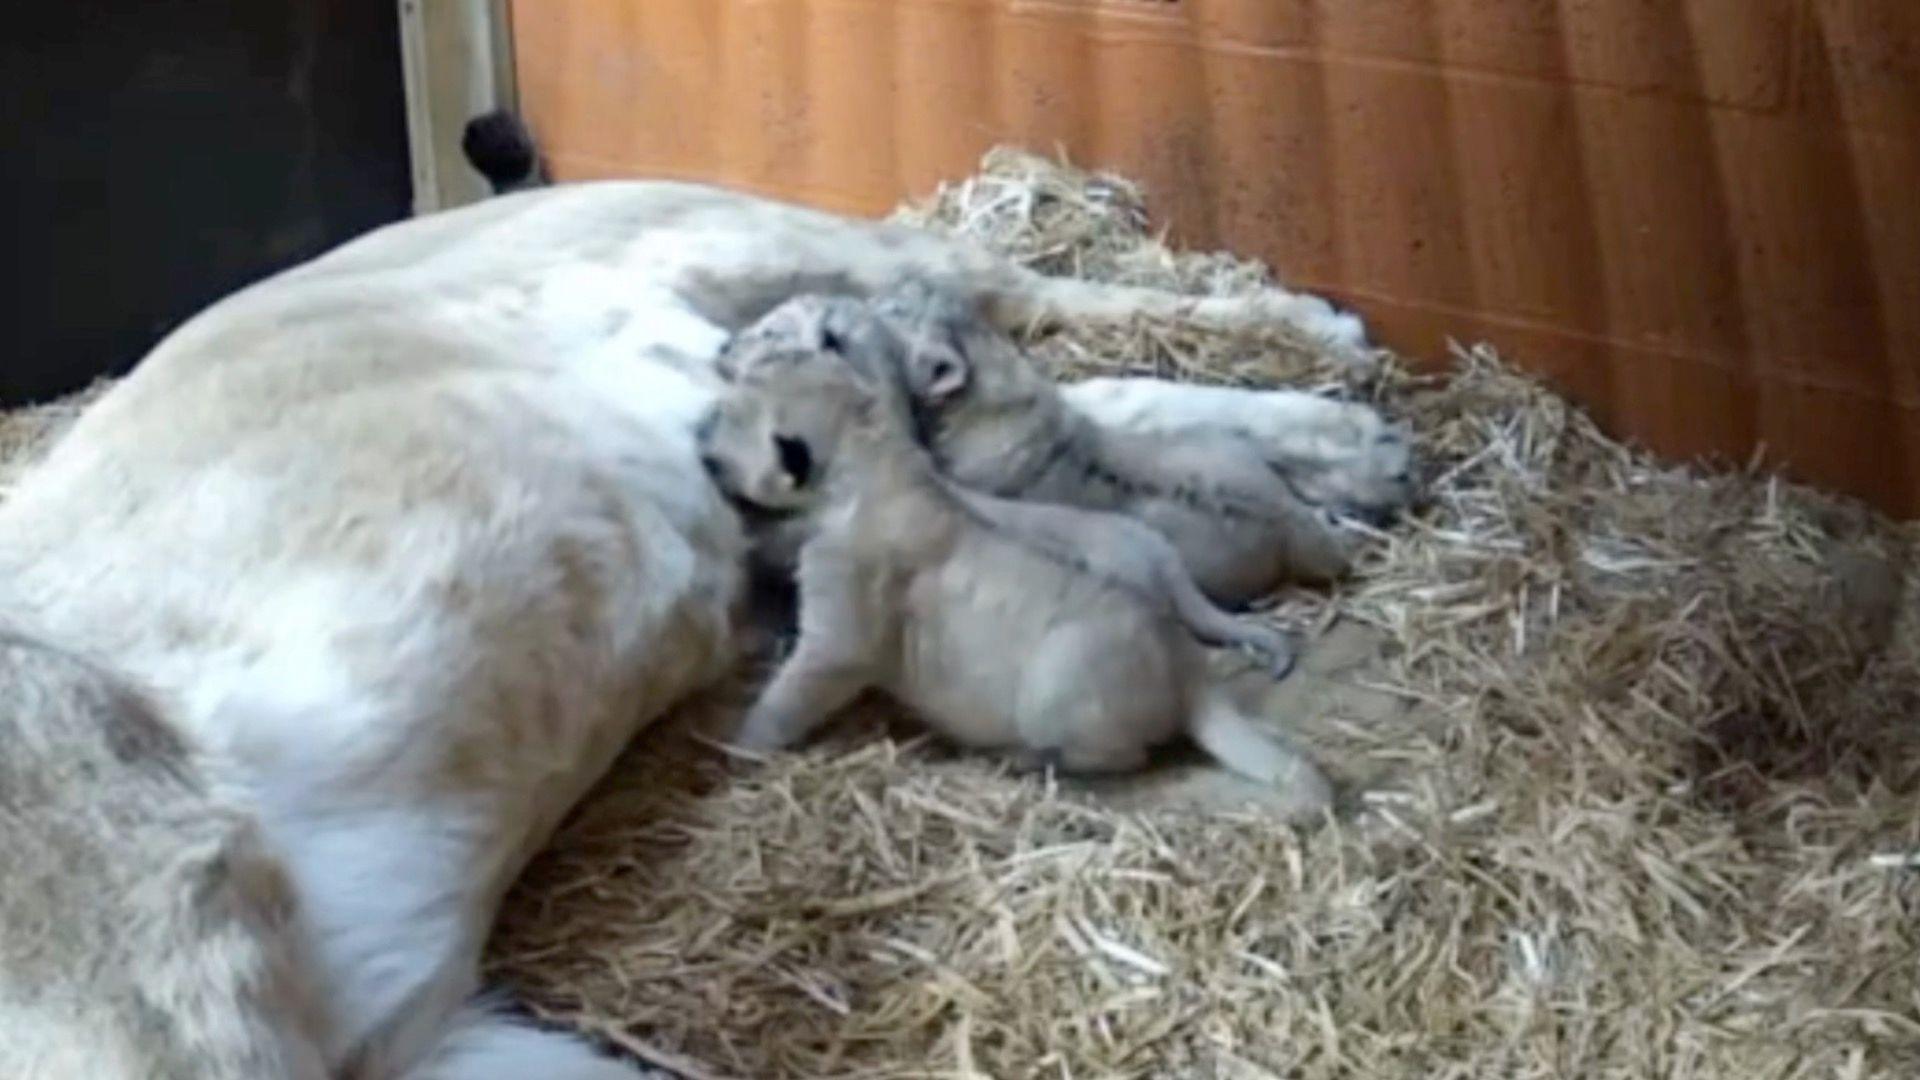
[715,294,889,385]
[700,298,895,512]
[870,279,1045,414]
[717,288,971,406]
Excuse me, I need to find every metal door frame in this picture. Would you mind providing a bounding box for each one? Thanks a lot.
[397,0,518,215]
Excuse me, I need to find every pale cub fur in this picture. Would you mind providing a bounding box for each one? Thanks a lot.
[700,314,1331,815]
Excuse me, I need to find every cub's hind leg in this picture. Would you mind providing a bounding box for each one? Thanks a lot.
[1010,624,1182,776]
[734,547,878,752]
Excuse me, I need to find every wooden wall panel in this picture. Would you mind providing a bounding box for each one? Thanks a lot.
[510,0,1920,515]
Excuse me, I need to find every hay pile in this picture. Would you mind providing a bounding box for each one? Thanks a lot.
[4,150,1914,1077]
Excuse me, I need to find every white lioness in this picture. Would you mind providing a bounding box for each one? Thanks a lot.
[699,308,1332,816]
[721,283,1407,605]
[0,153,1406,1076]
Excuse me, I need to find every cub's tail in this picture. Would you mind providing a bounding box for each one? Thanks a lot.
[1188,686,1331,821]
[460,108,546,194]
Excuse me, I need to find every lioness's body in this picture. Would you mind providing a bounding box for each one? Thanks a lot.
[0,168,1381,1074]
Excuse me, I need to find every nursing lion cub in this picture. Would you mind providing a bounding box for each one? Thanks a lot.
[700,300,1331,816]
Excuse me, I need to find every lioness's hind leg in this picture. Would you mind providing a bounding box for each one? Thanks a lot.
[741,213,1365,350]
[685,210,1365,355]
[974,268,1368,353]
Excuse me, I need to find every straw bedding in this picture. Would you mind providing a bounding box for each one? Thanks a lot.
[6,150,1917,1078]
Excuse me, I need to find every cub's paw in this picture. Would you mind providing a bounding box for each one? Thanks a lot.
[1249,286,1371,353]
[1008,747,1068,776]
[732,708,802,754]
[1274,757,1335,825]
[1283,405,1418,524]
[1236,625,1298,682]
[1289,296,1369,352]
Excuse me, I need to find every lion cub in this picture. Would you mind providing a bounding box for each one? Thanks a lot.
[699,317,1332,815]
[722,284,1365,607]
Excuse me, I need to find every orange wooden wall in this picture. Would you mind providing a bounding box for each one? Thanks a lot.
[509,0,1920,515]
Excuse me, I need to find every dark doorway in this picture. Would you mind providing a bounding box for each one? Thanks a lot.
[2,2,413,406]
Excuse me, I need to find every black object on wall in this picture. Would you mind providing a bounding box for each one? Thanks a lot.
[2,2,413,407]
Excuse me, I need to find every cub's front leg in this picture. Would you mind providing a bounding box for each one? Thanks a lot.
[734,547,880,752]
[737,644,872,752]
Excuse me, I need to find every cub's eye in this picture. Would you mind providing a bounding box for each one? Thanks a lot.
[819,327,845,354]
[773,435,813,487]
